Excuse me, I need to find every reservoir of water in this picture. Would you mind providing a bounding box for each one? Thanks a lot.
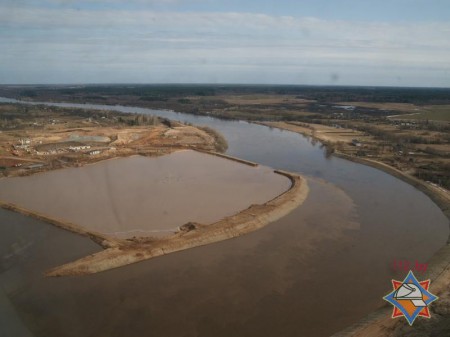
[0,150,290,238]
[0,97,448,337]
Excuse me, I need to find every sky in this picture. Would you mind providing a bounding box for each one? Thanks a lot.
[1,0,450,87]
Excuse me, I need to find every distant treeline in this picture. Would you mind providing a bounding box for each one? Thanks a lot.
[3,84,450,105]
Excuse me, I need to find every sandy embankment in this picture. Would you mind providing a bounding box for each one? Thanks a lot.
[44,169,308,276]
[258,121,370,144]
[0,201,120,249]
[260,121,450,337]
[0,151,308,277]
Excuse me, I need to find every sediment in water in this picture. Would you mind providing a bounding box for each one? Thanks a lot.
[0,151,309,277]
[44,168,308,276]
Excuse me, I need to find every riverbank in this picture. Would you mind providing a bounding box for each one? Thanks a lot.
[260,121,450,337]
[0,102,228,179]
[331,152,450,336]
[259,121,450,221]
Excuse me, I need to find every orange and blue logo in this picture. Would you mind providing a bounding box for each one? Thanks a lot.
[383,270,438,325]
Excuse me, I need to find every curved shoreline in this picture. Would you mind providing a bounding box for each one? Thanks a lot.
[259,121,450,222]
[333,153,450,224]
[330,152,450,337]
[45,167,308,277]
[0,150,309,277]
[2,96,447,333]
[261,122,450,337]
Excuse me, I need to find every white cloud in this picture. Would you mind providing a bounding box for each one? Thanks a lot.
[0,6,449,85]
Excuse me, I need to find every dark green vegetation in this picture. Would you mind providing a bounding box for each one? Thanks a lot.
[5,84,450,103]
[1,84,450,122]
[0,103,162,131]
[399,106,450,122]
[0,84,449,188]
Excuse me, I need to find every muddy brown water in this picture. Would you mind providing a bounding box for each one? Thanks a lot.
[0,97,448,337]
[0,150,290,238]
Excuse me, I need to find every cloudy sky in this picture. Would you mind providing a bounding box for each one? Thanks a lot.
[1,0,450,86]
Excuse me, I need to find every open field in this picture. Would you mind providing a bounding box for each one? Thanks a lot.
[337,101,421,112]
[207,94,315,106]
[391,105,450,121]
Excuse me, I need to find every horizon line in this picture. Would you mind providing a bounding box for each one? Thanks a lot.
[1,83,450,90]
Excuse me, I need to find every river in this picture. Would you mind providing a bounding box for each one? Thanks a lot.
[0,97,448,337]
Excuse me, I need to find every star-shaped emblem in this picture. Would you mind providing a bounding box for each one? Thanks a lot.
[383,270,438,325]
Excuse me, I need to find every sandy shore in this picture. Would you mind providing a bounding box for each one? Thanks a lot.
[257,121,372,144]
[260,121,450,337]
